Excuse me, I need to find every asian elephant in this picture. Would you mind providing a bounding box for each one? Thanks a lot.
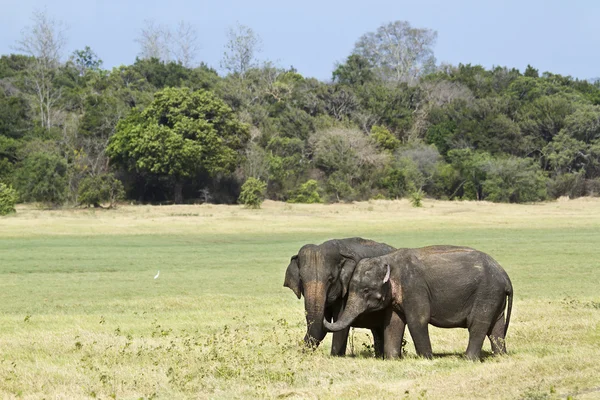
[283,237,397,356]
[323,245,513,360]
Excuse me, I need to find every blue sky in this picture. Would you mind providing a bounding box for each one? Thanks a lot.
[1,0,598,81]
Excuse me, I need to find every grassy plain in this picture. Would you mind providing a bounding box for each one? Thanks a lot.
[0,199,599,399]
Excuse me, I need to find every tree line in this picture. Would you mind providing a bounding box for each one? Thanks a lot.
[1,11,600,210]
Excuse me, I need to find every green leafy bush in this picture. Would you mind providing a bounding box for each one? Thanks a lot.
[238,178,267,209]
[15,151,67,206]
[288,180,322,203]
[78,173,125,208]
[410,190,424,207]
[370,125,400,151]
[482,157,548,203]
[0,182,18,215]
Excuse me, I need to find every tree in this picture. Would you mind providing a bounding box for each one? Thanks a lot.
[310,128,387,201]
[221,22,262,77]
[524,64,539,78]
[14,9,67,129]
[172,21,200,68]
[70,46,102,76]
[353,20,437,83]
[136,20,170,61]
[107,87,250,203]
[136,20,200,67]
[332,54,375,86]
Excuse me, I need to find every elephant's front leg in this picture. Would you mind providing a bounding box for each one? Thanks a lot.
[329,302,350,356]
[383,308,405,359]
[371,328,384,358]
[330,329,350,356]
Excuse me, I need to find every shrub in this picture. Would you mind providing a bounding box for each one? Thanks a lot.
[410,190,424,207]
[238,178,267,209]
[370,125,400,151]
[15,151,67,206]
[287,180,322,203]
[547,172,586,199]
[0,182,18,215]
[482,157,548,203]
[78,173,125,208]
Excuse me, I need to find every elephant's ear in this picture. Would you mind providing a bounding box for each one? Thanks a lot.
[338,242,361,298]
[283,255,302,299]
[339,258,357,298]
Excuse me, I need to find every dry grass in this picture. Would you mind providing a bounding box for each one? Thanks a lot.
[1,198,599,399]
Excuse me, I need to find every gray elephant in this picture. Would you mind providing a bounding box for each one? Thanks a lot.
[283,237,397,356]
[323,245,513,360]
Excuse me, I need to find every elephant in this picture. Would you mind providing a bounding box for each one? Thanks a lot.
[283,237,397,356]
[323,245,513,360]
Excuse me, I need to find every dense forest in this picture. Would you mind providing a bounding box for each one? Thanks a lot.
[1,12,600,209]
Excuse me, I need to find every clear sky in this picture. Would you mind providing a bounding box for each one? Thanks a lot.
[1,0,598,81]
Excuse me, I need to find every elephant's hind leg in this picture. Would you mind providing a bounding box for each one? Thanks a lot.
[407,320,433,359]
[466,319,493,360]
[487,313,507,355]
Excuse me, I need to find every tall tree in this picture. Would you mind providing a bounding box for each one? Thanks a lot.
[107,87,250,203]
[221,22,262,77]
[136,20,170,61]
[353,20,437,83]
[70,46,103,76]
[14,9,67,129]
[172,21,200,68]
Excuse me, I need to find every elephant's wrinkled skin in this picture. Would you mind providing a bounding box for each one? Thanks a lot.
[323,245,513,360]
[283,237,396,356]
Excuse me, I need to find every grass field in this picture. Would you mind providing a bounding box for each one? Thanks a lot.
[1,199,600,399]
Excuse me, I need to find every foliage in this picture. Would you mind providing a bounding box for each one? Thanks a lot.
[107,87,249,203]
[482,157,548,203]
[238,177,266,208]
[4,12,600,205]
[77,173,125,208]
[410,189,424,207]
[0,182,18,215]
[353,20,437,82]
[14,151,67,205]
[370,125,400,151]
[287,180,322,203]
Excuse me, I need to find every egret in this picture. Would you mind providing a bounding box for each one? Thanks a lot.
[154,270,160,279]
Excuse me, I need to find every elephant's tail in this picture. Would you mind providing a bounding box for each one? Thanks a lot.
[504,286,513,338]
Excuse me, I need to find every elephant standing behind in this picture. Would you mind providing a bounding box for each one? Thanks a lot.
[283,237,397,356]
[324,245,513,360]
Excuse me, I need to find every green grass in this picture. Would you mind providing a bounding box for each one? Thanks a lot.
[1,200,600,399]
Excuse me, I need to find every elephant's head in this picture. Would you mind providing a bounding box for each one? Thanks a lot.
[323,257,393,333]
[283,240,363,347]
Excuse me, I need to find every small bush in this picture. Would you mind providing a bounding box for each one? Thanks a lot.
[0,183,18,215]
[410,190,424,207]
[287,180,322,204]
[78,173,125,208]
[238,178,267,209]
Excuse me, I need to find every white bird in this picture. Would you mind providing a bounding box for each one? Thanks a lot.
[154,270,160,279]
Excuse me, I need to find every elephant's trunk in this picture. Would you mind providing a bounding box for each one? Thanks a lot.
[303,281,328,347]
[323,295,366,332]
